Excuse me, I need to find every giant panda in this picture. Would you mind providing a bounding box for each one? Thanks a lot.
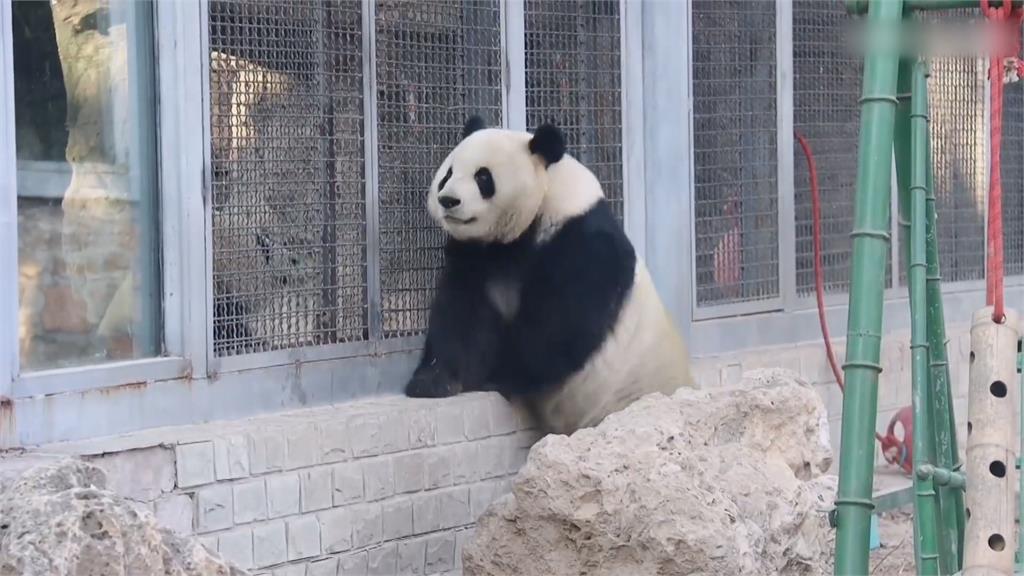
[404,115,695,435]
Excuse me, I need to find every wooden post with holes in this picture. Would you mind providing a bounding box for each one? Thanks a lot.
[963,306,1020,574]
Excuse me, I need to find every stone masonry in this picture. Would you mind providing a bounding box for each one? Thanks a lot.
[5,322,978,573]
[32,393,538,576]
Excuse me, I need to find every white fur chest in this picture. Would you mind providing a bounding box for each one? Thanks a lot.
[486,277,521,321]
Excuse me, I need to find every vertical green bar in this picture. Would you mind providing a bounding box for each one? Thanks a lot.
[895,57,913,275]
[897,57,962,573]
[892,56,926,570]
[909,58,941,576]
[923,70,964,571]
[834,1,904,574]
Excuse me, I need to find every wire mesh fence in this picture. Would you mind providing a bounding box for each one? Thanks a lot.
[524,0,624,222]
[792,1,889,297]
[201,0,1019,359]
[374,0,503,338]
[208,0,367,356]
[916,10,988,285]
[691,0,779,308]
[1003,65,1024,278]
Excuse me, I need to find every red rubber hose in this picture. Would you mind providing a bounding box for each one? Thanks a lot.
[796,131,887,446]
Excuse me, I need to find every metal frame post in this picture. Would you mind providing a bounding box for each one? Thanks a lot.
[896,53,965,574]
[0,0,17,418]
[922,66,966,573]
[834,0,904,573]
[909,58,942,576]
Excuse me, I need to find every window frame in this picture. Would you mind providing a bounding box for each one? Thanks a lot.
[687,0,785,321]
[683,0,1024,357]
[1,0,17,402]
[2,0,202,398]
[2,0,1015,445]
[621,0,646,261]
[687,0,1023,324]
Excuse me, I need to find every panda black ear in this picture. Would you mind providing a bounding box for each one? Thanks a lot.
[462,115,486,140]
[529,123,565,167]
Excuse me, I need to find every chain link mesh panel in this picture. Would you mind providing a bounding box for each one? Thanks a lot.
[908,10,988,285]
[1003,63,1024,278]
[793,2,893,296]
[692,0,779,308]
[524,0,624,222]
[208,0,367,356]
[374,0,503,338]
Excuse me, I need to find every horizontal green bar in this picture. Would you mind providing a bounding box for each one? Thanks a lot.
[847,0,1022,14]
[917,464,967,490]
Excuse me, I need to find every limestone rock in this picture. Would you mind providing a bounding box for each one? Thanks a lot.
[464,369,838,576]
[0,458,249,576]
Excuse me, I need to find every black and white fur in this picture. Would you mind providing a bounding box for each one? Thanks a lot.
[405,116,694,434]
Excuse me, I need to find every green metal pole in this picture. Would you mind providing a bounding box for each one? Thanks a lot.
[909,59,941,576]
[897,55,964,573]
[922,73,965,572]
[834,1,904,573]
[892,55,922,569]
[895,57,913,293]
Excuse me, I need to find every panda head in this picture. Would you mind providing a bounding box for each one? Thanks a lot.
[427,116,566,243]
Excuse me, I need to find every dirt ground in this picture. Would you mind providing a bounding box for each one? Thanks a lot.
[869,510,917,575]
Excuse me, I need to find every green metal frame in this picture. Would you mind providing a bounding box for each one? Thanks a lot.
[835,1,975,574]
[909,58,942,576]
[834,1,905,573]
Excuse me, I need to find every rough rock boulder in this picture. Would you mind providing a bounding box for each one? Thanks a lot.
[464,369,838,576]
[0,458,249,576]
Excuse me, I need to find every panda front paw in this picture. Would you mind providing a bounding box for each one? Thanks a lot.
[404,364,462,398]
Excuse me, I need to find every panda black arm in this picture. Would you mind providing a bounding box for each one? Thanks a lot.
[491,201,637,396]
[405,242,503,398]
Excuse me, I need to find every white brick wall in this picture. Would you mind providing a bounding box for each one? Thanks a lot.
[29,326,979,575]
[45,393,532,576]
[253,520,288,568]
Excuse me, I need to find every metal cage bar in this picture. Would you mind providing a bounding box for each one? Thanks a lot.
[910,9,988,286]
[373,0,503,339]
[0,0,17,401]
[621,0,646,258]
[523,0,625,223]
[363,0,383,344]
[504,0,527,132]
[792,0,876,297]
[777,0,796,311]
[1002,40,1024,278]
[158,0,211,375]
[690,0,781,314]
[207,0,369,358]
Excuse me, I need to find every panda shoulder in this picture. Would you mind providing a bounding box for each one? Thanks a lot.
[573,200,632,248]
[543,200,636,276]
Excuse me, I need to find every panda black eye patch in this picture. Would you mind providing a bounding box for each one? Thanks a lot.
[474,168,495,199]
[438,166,453,192]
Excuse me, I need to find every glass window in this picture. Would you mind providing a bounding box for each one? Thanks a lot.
[13,0,160,371]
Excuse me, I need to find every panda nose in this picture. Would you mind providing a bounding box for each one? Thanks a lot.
[438,196,461,210]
